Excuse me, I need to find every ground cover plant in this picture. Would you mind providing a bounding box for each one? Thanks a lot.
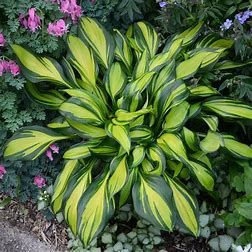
[3,15,252,248]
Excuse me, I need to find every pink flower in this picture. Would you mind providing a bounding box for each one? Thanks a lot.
[19,8,41,32]
[0,63,3,76]
[0,165,6,179]
[47,19,68,37]
[8,61,20,76]
[50,144,59,154]
[45,143,60,161]
[46,149,54,161]
[34,176,46,188]
[60,0,82,22]
[0,60,8,76]
[0,33,6,47]
[27,8,41,32]
[60,0,70,13]
[1,60,10,71]
[19,14,28,29]
[0,60,20,76]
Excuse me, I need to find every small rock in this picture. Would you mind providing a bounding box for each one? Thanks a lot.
[200,226,211,239]
[67,240,73,249]
[132,237,138,245]
[208,237,219,251]
[113,241,123,251]
[148,226,161,236]
[104,247,114,252]
[90,237,98,247]
[214,218,225,229]
[209,214,215,222]
[135,245,143,252]
[209,235,234,252]
[77,239,83,247]
[199,214,210,227]
[148,233,154,238]
[71,239,79,247]
[138,233,148,242]
[90,248,102,252]
[102,233,113,244]
[127,231,137,239]
[142,238,150,245]
[124,243,133,251]
[219,235,234,252]
[109,224,118,233]
[117,233,128,243]
[244,244,252,251]
[231,244,244,252]
[145,244,154,250]
[56,212,64,223]
[153,236,162,245]
[200,201,207,213]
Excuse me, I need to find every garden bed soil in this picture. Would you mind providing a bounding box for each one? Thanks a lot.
[0,195,210,251]
[0,220,58,252]
[0,195,68,251]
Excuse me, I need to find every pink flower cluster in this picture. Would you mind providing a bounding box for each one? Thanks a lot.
[0,165,6,179]
[34,176,46,188]
[59,0,82,22]
[45,144,59,161]
[0,33,6,47]
[18,1,81,37]
[0,60,20,77]
[19,8,41,32]
[47,19,68,37]
[0,165,46,188]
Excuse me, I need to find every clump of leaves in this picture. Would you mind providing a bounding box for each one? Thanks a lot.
[219,75,252,102]
[3,17,252,247]
[81,0,155,29]
[156,0,252,61]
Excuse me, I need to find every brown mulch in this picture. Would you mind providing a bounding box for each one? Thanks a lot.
[160,232,210,252]
[0,195,68,251]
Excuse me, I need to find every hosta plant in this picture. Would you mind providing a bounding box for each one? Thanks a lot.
[4,17,252,246]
